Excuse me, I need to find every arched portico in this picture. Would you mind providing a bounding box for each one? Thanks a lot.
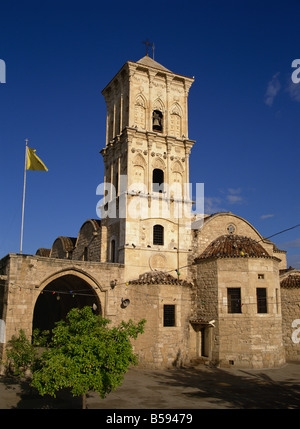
[0,254,124,364]
[33,269,104,332]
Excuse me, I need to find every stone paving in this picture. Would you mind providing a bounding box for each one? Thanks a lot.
[1,361,300,409]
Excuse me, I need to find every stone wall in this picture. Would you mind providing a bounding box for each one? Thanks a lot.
[192,259,218,322]
[0,256,9,360]
[0,254,124,353]
[109,282,193,368]
[216,257,285,368]
[194,256,285,368]
[281,272,300,360]
[0,254,196,369]
[0,249,288,370]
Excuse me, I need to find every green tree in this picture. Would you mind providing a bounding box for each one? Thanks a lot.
[31,306,145,408]
[6,329,37,378]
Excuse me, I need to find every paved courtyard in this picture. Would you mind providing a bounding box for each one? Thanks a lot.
[1,361,300,409]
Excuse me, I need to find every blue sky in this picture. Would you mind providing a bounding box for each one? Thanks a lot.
[0,0,299,268]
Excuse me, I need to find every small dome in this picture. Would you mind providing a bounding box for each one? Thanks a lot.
[35,248,51,257]
[195,234,271,261]
[58,236,77,252]
[281,275,300,288]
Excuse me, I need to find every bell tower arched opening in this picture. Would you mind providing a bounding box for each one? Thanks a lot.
[33,274,102,333]
[152,168,164,193]
[152,110,163,132]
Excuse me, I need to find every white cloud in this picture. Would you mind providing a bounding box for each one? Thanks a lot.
[204,188,246,215]
[264,72,281,106]
[227,194,243,203]
[227,187,242,194]
[260,214,275,220]
[226,188,244,204]
[280,238,300,249]
[286,79,300,102]
[204,197,224,214]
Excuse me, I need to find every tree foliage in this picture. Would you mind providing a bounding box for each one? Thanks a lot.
[6,307,145,407]
[6,329,36,377]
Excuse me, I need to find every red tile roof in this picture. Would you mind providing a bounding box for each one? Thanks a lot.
[281,275,300,288]
[195,234,271,261]
[128,270,191,286]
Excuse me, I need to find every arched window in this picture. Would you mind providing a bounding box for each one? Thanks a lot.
[111,239,116,263]
[114,172,118,196]
[170,113,181,138]
[152,168,164,193]
[133,154,146,190]
[152,110,163,132]
[83,247,88,261]
[170,103,182,138]
[153,225,164,246]
[135,95,146,129]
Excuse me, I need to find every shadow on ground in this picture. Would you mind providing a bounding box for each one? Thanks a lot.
[1,362,300,409]
[147,364,300,409]
[1,377,83,409]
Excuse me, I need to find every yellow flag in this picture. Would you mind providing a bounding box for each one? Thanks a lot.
[27,147,48,171]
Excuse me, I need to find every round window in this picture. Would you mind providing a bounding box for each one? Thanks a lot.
[227,224,236,234]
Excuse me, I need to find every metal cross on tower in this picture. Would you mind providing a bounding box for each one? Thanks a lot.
[142,39,155,59]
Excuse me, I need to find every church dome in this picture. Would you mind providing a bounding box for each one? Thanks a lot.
[195,234,271,261]
[281,274,300,288]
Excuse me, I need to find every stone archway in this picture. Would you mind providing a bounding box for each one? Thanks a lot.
[33,272,102,333]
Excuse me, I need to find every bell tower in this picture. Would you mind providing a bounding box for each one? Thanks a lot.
[99,54,195,280]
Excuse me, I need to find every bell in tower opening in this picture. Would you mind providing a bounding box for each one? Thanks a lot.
[153,110,163,132]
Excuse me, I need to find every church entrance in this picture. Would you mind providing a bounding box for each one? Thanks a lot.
[33,274,101,333]
[200,327,210,357]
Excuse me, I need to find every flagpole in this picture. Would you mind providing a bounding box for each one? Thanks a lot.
[20,139,28,254]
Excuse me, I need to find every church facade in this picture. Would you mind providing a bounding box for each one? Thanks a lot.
[0,54,299,370]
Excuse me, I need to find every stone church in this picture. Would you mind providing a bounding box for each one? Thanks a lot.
[1,54,299,370]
